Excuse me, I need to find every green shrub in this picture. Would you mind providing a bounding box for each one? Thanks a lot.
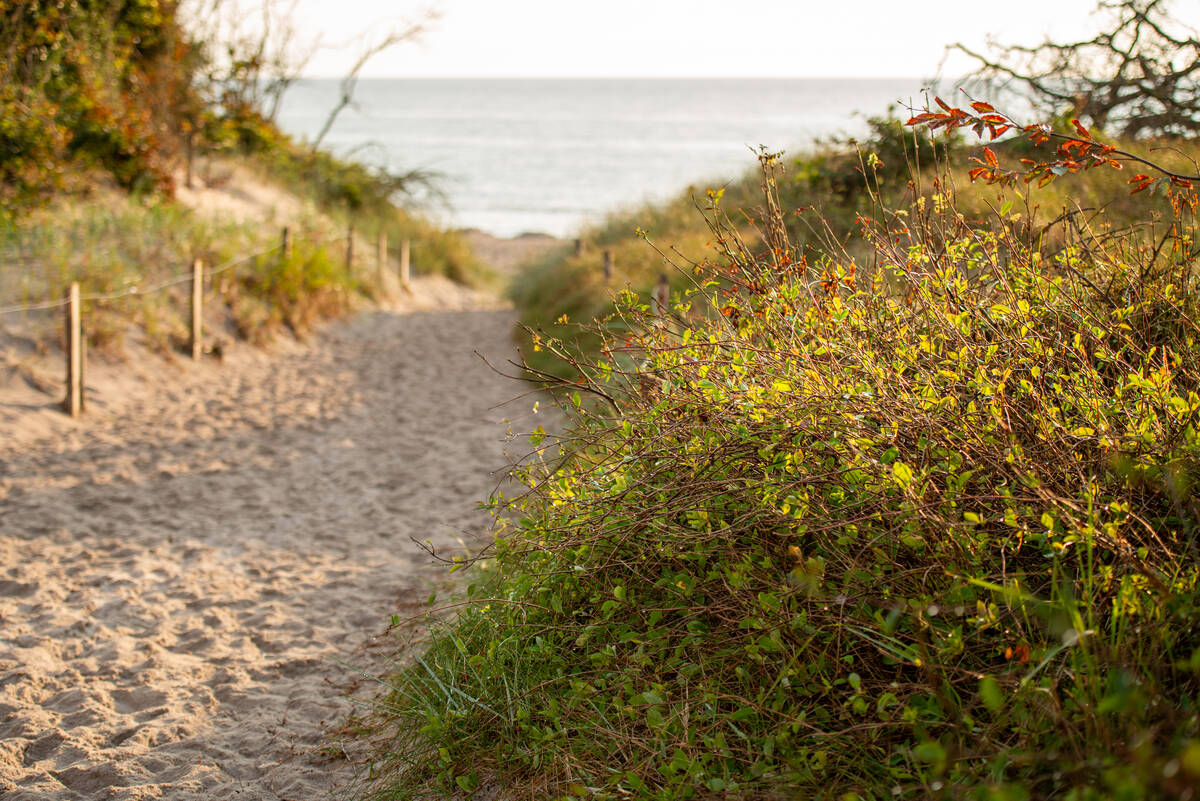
[363,152,1200,800]
[237,239,359,335]
[509,117,963,381]
[792,110,958,201]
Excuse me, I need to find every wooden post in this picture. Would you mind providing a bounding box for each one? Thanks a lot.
[281,226,292,260]
[603,249,613,283]
[191,259,203,361]
[185,130,195,190]
[80,325,86,414]
[399,239,411,289]
[655,273,670,318]
[345,225,355,273]
[376,231,387,292]
[63,282,82,417]
[574,238,584,257]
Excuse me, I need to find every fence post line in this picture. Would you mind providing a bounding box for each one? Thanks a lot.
[64,282,82,417]
[603,249,613,283]
[655,273,670,319]
[281,226,292,260]
[190,259,204,361]
[376,231,387,293]
[574,238,584,257]
[345,224,355,274]
[399,239,411,289]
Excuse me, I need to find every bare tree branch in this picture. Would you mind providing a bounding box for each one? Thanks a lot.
[310,10,438,152]
[950,0,1200,138]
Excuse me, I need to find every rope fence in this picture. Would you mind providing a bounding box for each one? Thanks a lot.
[0,241,297,317]
[1,224,413,418]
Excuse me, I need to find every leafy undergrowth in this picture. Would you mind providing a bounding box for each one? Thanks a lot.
[361,151,1200,800]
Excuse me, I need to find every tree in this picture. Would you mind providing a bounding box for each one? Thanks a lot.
[952,0,1200,138]
[183,0,320,124]
[0,0,192,208]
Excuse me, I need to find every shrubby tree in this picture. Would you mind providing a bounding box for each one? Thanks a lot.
[0,0,194,207]
[953,0,1200,137]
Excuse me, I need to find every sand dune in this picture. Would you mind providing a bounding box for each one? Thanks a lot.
[0,279,535,799]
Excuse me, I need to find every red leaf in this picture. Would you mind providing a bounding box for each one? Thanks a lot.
[935,96,953,112]
[983,146,998,167]
[971,101,996,113]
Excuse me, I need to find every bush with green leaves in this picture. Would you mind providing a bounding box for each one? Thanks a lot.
[361,149,1200,800]
[227,237,358,337]
[792,111,958,201]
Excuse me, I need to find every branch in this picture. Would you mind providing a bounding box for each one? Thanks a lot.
[309,11,438,152]
[948,0,1200,138]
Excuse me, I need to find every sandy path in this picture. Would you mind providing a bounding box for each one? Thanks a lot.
[0,289,533,799]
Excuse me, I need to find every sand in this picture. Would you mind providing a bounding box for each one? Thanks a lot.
[459,231,560,279]
[0,276,540,799]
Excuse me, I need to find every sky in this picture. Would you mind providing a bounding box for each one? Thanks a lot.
[277,0,1200,79]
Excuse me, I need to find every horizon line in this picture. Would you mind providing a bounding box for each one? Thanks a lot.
[294,74,937,82]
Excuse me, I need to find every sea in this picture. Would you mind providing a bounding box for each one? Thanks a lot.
[275,78,930,238]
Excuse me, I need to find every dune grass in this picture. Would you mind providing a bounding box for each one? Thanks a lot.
[0,164,483,356]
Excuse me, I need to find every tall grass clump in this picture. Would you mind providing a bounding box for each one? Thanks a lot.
[361,142,1200,800]
[232,236,357,338]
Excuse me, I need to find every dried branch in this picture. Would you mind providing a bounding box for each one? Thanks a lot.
[310,10,438,152]
[951,0,1200,138]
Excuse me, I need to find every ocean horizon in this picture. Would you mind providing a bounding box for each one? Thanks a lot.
[275,77,933,238]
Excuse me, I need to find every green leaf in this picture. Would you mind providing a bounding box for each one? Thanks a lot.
[730,706,756,722]
[979,675,1004,714]
[913,740,947,767]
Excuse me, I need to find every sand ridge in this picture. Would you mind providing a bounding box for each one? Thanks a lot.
[0,280,535,799]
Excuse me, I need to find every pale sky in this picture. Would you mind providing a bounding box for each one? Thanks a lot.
[282,0,1200,78]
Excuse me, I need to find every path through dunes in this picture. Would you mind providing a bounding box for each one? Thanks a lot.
[0,292,532,799]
